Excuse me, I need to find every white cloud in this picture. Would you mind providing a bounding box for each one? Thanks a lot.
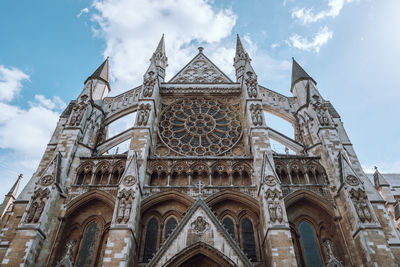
[291,0,354,24]
[288,26,333,53]
[77,7,89,18]
[271,43,280,49]
[90,0,237,93]
[0,65,29,102]
[32,95,66,110]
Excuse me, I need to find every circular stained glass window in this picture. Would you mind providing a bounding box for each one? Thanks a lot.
[158,98,242,156]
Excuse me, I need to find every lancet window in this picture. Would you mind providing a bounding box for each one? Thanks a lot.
[241,217,257,262]
[143,217,159,262]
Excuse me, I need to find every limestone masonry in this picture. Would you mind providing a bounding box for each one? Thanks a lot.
[0,35,399,266]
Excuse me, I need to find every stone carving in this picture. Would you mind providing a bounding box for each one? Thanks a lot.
[268,202,283,223]
[116,189,134,224]
[123,175,136,186]
[350,188,373,223]
[345,175,360,186]
[143,71,156,97]
[158,98,242,156]
[249,104,263,126]
[25,188,50,223]
[245,71,258,98]
[264,175,277,186]
[191,216,209,234]
[312,95,331,126]
[265,188,281,200]
[137,104,151,126]
[55,240,76,267]
[170,53,231,83]
[324,240,344,267]
[69,95,88,126]
[40,175,54,186]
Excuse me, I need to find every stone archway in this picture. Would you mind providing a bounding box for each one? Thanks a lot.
[163,241,237,267]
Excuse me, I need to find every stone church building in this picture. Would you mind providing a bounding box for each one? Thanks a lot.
[0,35,399,266]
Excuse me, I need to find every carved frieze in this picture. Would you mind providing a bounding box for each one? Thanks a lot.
[25,188,50,224]
[350,188,373,223]
[116,189,135,224]
[137,103,151,126]
[245,71,258,98]
[249,103,263,126]
[69,95,88,127]
[143,71,156,97]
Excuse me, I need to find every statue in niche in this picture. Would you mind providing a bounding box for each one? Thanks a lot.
[117,199,126,223]
[69,97,88,127]
[191,216,209,234]
[33,200,45,223]
[26,202,38,223]
[124,201,132,223]
[25,188,49,223]
[268,202,283,223]
[137,104,151,126]
[245,71,258,98]
[250,104,263,126]
[143,71,156,97]
[350,188,373,223]
[312,95,331,126]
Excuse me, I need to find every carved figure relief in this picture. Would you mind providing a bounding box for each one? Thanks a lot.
[249,103,263,126]
[116,189,135,224]
[143,71,156,97]
[350,188,373,223]
[69,95,88,126]
[191,216,210,234]
[158,98,242,156]
[40,175,55,186]
[137,104,151,126]
[312,95,331,126]
[268,202,283,223]
[25,188,50,223]
[245,71,258,98]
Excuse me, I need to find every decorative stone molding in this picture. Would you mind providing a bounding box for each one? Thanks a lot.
[69,95,88,126]
[190,216,210,235]
[345,175,360,186]
[324,240,344,267]
[40,175,54,186]
[350,188,373,223]
[25,188,50,224]
[122,175,136,187]
[116,189,135,224]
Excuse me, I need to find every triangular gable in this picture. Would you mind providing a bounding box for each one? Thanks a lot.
[169,50,233,84]
[148,199,252,267]
[39,152,62,185]
[338,151,362,186]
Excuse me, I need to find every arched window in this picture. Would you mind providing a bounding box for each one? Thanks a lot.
[241,218,257,262]
[222,217,235,239]
[76,221,101,267]
[299,221,323,267]
[143,218,159,262]
[76,172,84,185]
[164,217,177,240]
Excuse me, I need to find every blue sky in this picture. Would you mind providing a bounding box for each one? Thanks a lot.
[0,0,399,199]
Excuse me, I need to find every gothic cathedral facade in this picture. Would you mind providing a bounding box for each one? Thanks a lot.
[0,35,399,266]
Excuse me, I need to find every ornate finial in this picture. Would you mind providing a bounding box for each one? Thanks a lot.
[374,166,378,171]
[324,239,344,267]
[198,47,204,53]
[18,174,23,179]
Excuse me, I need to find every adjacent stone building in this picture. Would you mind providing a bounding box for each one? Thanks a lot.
[0,35,399,266]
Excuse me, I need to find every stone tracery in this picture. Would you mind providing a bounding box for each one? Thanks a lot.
[158,98,242,156]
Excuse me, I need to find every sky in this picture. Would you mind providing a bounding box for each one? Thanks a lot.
[0,0,399,200]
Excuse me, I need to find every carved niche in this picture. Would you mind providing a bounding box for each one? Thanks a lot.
[265,188,283,223]
[350,188,373,223]
[345,175,360,186]
[69,95,88,126]
[116,189,135,224]
[245,71,258,98]
[312,95,331,126]
[25,188,50,224]
[122,175,136,187]
[143,71,156,97]
[191,216,210,234]
[40,175,55,186]
[264,175,277,186]
[137,104,151,126]
[249,103,263,126]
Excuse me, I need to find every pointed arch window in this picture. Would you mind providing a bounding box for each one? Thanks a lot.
[76,221,101,267]
[164,217,177,240]
[299,221,323,267]
[143,218,159,262]
[222,217,235,239]
[241,218,257,262]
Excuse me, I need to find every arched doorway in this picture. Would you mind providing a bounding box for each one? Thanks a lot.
[180,253,221,267]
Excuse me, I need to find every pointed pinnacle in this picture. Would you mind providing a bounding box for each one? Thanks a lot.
[236,34,247,57]
[155,34,166,55]
[6,174,22,198]
[291,58,316,88]
[85,57,110,84]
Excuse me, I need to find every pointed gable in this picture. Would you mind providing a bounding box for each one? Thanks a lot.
[169,48,233,84]
[85,57,110,85]
[148,199,252,267]
[291,58,316,89]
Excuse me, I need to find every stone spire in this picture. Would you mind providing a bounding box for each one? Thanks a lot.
[291,58,316,89]
[234,34,252,82]
[373,167,390,189]
[0,174,22,218]
[85,57,110,86]
[151,34,168,71]
[234,34,250,63]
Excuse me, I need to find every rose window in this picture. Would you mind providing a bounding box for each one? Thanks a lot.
[158,98,242,156]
